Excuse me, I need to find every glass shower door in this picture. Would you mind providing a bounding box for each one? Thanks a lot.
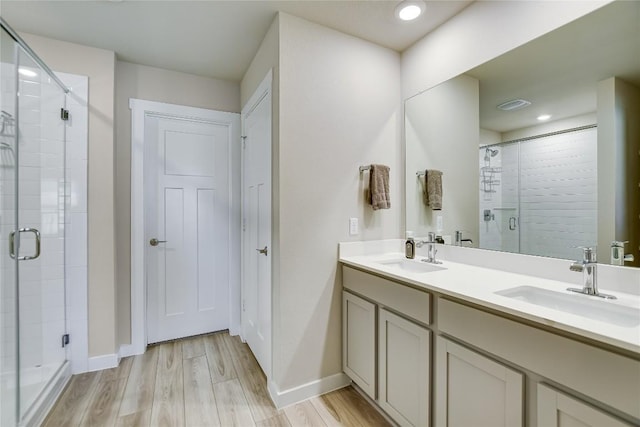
[15,46,68,421]
[0,27,19,427]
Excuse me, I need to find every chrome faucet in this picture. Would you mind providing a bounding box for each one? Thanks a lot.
[610,241,634,266]
[454,230,473,246]
[567,247,616,299]
[416,232,441,264]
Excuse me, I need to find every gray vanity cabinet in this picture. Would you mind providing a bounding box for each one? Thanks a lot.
[537,384,632,427]
[379,308,430,427]
[341,264,639,427]
[342,291,376,399]
[435,336,524,427]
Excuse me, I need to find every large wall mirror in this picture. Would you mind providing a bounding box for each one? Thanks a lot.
[405,0,640,266]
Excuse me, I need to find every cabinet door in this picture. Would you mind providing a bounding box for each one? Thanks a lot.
[343,291,376,398]
[537,384,632,427]
[379,309,430,427]
[435,336,524,427]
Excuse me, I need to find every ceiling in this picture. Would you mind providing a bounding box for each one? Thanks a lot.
[467,0,640,134]
[0,0,472,82]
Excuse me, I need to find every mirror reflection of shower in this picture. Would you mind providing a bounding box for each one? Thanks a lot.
[480,146,501,196]
[478,126,597,259]
[0,110,15,168]
[484,147,499,162]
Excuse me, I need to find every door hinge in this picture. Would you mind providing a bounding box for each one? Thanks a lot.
[241,135,247,149]
[242,218,246,232]
[61,333,70,348]
[60,108,69,121]
[242,299,246,312]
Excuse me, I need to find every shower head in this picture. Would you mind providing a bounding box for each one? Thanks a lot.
[484,147,499,161]
[1,111,15,137]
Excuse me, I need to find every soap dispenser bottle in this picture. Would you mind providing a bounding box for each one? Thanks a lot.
[405,231,415,259]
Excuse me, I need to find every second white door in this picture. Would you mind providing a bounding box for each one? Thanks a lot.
[146,113,235,344]
[242,72,272,377]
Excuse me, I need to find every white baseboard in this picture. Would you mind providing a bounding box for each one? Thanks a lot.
[87,353,119,372]
[268,372,351,409]
[119,342,143,358]
[228,323,241,337]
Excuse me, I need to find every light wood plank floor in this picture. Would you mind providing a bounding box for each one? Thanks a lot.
[43,331,391,427]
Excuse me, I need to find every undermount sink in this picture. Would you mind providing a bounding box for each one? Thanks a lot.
[495,286,640,327]
[377,258,447,274]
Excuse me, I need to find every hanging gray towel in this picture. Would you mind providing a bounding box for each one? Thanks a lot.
[369,164,390,210]
[425,169,442,210]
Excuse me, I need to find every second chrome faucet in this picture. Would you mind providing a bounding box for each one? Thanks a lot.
[416,232,442,264]
[567,247,615,299]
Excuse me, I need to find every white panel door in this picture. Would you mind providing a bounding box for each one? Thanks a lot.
[146,116,230,344]
[241,77,272,377]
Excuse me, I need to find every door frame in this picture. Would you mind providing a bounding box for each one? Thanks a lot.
[240,69,273,376]
[128,99,240,356]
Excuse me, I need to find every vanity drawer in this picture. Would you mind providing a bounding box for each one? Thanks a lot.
[342,265,431,325]
[438,298,640,420]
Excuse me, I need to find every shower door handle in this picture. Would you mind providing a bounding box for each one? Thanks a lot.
[509,217,517,231]
[9,228,41,260]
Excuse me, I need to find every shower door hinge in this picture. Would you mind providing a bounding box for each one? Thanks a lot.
[60,108,69,121]
[61,333,70,348]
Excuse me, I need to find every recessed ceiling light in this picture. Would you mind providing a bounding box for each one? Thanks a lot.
[497,99,531,111]
[537,114,552,121]
[18,68,38,78]
[396,1,425,21]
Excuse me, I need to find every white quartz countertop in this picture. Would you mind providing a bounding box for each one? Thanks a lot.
[340,250,640,354]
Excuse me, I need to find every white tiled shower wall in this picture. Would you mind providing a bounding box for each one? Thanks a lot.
[519,128,597,259]
[0,63,88,394]
[18,66,67,387]
[479,127,597,260]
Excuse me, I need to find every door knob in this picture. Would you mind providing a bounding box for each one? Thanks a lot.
[150,238,167,247]
[256,246,268,256]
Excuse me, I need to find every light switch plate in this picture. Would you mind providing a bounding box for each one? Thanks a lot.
[349,217,359,235]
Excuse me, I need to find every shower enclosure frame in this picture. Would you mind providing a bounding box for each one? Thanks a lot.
[1,17,73,427]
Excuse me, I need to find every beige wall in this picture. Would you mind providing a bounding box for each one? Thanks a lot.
[240,14,280,107]
[401,1,611,99]
[480,128,501,147]
[275,13,402,391]
[405,75,479,242]
[21,33,118,357]
[114,61,239,345]
[597,77,640,266]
